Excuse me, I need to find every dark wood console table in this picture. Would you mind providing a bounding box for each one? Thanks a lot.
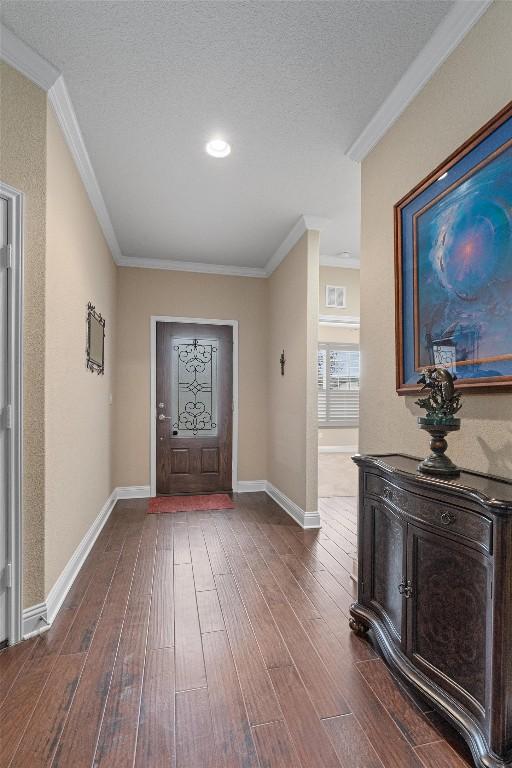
[350,454,512,768]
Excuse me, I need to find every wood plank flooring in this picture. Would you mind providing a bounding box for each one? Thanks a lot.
[0,493,474,767]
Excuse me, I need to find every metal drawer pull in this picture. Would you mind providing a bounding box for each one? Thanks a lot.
[158,414,172,421]
[440,511,456,526]
[398,580,413,598]
[383,487,393,501]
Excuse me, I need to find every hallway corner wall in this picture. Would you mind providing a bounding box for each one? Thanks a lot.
[0,62,47,608]
[45,103,118,596]
[267,230,319,515]
[359,1,512,478]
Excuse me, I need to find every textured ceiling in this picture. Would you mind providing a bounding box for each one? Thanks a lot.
[1,1,453,267]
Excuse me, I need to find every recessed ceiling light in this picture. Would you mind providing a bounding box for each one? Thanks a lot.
[437,171,448,181]
[206,139,231,158]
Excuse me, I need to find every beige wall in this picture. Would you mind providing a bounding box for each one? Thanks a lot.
[113,268,268,486]
[268,231,319,512]
[319,428,358,448]
[45,105,117,595]
[360,1,512,479]
[305,233,320,511]
[0,63,118,605]
[318,325,359,345]
[0,63,47,607]
[319,266,360,317]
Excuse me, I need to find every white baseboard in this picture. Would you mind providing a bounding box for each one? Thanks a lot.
[116,485,151,499]
[319,445,358,454]
[265,482,321,529]
[22,485,149,639]
[45,489,118,626]
[21,479,318,638]
[22,602,49,639]
[22,488,118,639]
[116,481,319,533]
[234,480,266,493]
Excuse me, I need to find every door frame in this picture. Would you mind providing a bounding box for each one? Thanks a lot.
[150,316,239,496]
[0,182,23,645]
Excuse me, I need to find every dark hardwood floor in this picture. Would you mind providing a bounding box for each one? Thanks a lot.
[0,493,474,767]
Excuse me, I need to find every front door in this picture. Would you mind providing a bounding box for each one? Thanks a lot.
[156,322,233,494]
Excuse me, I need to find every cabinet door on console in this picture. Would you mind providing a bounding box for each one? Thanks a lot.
[406,525,491,720]
[364,500,407,647]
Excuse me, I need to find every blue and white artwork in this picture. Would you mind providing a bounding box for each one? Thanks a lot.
[397,106,512,391]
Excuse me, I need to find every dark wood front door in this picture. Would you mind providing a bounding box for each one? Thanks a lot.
[156,322,233,494]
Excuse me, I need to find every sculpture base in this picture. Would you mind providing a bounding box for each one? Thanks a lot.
[417,418,461,478]
[417,456,461,477]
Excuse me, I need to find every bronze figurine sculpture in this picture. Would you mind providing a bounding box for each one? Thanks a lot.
[415,366,462,477]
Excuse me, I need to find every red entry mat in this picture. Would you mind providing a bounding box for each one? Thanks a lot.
[147,493,235,514]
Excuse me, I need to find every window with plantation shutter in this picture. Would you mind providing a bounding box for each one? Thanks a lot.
[318,343,359,427]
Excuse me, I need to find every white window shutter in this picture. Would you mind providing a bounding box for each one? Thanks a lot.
[317,343,359,426]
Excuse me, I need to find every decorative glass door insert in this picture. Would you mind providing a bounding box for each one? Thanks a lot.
[171,337,218,437]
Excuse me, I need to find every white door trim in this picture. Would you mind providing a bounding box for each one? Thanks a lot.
[150,316,239,497]
[0,182,23,645]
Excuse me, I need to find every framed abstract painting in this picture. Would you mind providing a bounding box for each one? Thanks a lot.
[395,101,512,394]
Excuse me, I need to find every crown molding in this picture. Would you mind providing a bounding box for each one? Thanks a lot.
[320,254,360,270]
[122,214,331,278]
[1,24,343,279]
[48,77,123,262]
[117,254,267,278]
[302,215,331,232]
[346,0,492,162]
[0,23,59,90]
[264,215,330,277]
[1,24,123,263]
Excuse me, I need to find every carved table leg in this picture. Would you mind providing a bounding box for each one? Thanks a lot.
[349,617,369,636]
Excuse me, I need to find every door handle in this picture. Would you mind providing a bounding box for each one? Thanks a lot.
[158,414,172,421]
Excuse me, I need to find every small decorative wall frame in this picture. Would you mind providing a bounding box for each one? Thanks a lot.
[395,101,512,394]
[86,302,105,374]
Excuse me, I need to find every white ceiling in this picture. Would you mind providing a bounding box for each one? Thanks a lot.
[1,1,456,269]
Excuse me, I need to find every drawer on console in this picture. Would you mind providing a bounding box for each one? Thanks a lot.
[364,472,492,554]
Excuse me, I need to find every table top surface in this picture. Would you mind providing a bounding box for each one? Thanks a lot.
[353,453,512,508]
